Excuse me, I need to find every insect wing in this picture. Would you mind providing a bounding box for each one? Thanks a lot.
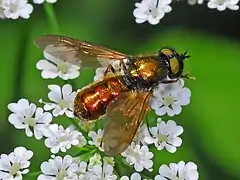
[35,35,128,68]
[103,91,151,156]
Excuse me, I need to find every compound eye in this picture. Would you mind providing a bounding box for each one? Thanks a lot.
[169,57,180,75]
[160,48,174,57]
[168,56,183,79]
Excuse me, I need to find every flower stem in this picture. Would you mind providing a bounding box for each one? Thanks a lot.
[113,168,120,179]
[43,3,59,33]
[26,171,41,177]
[115,157,153,180]
[79,148,97,162]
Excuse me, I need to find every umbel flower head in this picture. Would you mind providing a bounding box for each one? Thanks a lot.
[38,155,81,180]
[0,0,33,19]
[145,119,184,153]
[150,79,191,117]
[40,84,76,118]
[133,0,240,25]
[36,52,80,80]
[4,80,199,180]
[0,147,33,180]
[133,0,172,25]
[44,124,83,154]
[8,98,52,140]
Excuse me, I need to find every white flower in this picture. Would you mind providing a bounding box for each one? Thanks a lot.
[85,164,117,180]
[36,51,80,80]
[207,0,239,11]
[38,155,79,180]
[0,5,5,19]
[86,154,116,180]
[150,79,191,117]
[187,0,204,5]
[77,134,87,147]
[93,59,127,81]
[40,84,76,118]
[0,147,33,180]
[133,0,172,25]
[94,67,107,81]
[145,119,183,153]
[1,0,33,19]
[120,172,143,180]
[72,160,87,179]
[88,129,104,151]
[33,0,57,4]
[44,124,81,153]
[8,98,52,140]
[133,124,150,145]
[103,156,115,167]
[88,153,102,170]
[68,125,87,147]
[155,161,199,180]
[121,142,153,172]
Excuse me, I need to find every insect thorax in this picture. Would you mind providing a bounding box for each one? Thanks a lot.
[123,56,168,91]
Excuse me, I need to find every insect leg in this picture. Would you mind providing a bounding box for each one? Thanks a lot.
[145,106,153,137]
[104,64,117,76]
[119,59,129,74]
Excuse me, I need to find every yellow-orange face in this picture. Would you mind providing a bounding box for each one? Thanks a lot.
[159,48,185,79]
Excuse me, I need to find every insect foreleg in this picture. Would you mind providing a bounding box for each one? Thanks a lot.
[119,59,129,75]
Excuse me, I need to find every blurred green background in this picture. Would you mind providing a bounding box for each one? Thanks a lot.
[0,0,240,179]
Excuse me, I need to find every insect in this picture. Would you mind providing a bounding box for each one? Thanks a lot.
[35,35,193,156]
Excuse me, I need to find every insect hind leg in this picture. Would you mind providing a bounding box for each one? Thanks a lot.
[144,106,154,138]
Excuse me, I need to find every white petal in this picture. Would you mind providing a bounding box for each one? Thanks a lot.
[120,176,129,180]
[68,70,80,79]
[25,126,33,137]
[171,104,182,115]
[148,15,162,25]
[40,161,58,175]
[33,0,45,4]
[8,114,26,129]
[134,163,143,172]
[168,137,182,147]
[36,60,56,70]
[159,165,175,179]
[155,175,168,180]
[165,144,177,153]
[37,174,53,180]
[131,172,141,180]
[62,84,73,101]
[144,136,156,144]
[48,85,62,102]
[19,4,33,19]
[41,70,59,79]
[8,99,29,113]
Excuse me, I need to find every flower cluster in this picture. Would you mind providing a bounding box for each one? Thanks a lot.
[133,0,240,25]
[1,0,238,24]
[0,147,33,179]
[0,0,57,20]
[1,45,200,180]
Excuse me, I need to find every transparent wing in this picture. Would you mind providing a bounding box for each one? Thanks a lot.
[103,91,151,156]
[35,35,128,68]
